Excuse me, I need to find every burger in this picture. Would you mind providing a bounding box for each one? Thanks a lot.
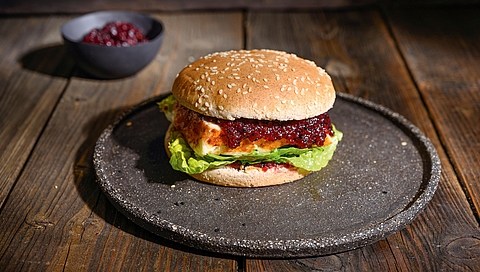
[158,49,342,187]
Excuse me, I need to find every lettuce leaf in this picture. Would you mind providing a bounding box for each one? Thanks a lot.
[158,95,176,122]
[167,127,343,174]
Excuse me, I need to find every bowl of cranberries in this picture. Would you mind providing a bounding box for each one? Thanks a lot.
[61,11,164,79]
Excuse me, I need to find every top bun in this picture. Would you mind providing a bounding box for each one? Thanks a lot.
[172,49,335,121]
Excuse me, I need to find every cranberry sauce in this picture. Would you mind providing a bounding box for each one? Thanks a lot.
[229,161,293,172]
[82,21,149,46]
[176,104,334,149]
[212,113,334,149]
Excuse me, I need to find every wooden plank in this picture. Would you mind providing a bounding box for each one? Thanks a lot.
[0,17,74,208]
[386,6,480,219]
[0,0,376,14]
[0,12,242,271]
[245,10,479,271]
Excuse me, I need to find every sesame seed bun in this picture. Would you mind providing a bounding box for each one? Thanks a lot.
[172,49,335,121]
[165,124,310,187]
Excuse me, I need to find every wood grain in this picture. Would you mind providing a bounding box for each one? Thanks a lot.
[0,17,74,208]
[387,6,480,220]
[0,12,242,271]
[1,7,479,272]
[245,10,480,271]
[0,0,376,14]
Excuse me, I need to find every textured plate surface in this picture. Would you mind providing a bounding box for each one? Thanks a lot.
[94,93,440,258]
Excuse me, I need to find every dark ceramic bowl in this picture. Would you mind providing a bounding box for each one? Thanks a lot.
[61,11,164,79]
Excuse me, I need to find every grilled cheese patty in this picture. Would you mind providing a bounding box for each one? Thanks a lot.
[172,103,334,156]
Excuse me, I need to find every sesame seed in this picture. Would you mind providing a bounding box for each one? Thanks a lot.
[219,105,224,110]
[205,102,210,107]
[219,89,223,94]
[223,94,228,99]
[242,83,247,88]
[263,78,268,82]
[242,91,248,95]
[237,88,241,93]
[282,100,287,104]
[264,85,269,89]
[227,84,232,89]
[235,76,240,79]
[274,95,280,99]
[212,81,215,85]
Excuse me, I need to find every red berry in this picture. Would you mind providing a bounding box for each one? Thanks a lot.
[82,21,149,46]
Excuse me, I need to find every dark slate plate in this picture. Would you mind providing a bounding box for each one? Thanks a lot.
[93,93,440,258]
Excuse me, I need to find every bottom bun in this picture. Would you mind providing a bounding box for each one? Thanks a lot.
[190,165,310,187]
[165,124,310,187]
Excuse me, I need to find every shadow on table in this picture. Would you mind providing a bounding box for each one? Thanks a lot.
[19,43,104,79]
[19,43,76,78]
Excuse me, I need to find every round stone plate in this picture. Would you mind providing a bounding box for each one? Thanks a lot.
[93,92,440,258]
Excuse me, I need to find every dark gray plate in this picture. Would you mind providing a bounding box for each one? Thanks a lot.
[94,93,440,258]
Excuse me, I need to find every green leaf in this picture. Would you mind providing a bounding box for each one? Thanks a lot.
[167,126,343,174]
[157,95,176,122]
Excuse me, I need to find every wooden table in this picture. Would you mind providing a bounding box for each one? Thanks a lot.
[1,3,479,271]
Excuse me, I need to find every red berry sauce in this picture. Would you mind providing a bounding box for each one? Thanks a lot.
[209,113,334,149]
[229,161,293,172]
[82,21,149,46]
